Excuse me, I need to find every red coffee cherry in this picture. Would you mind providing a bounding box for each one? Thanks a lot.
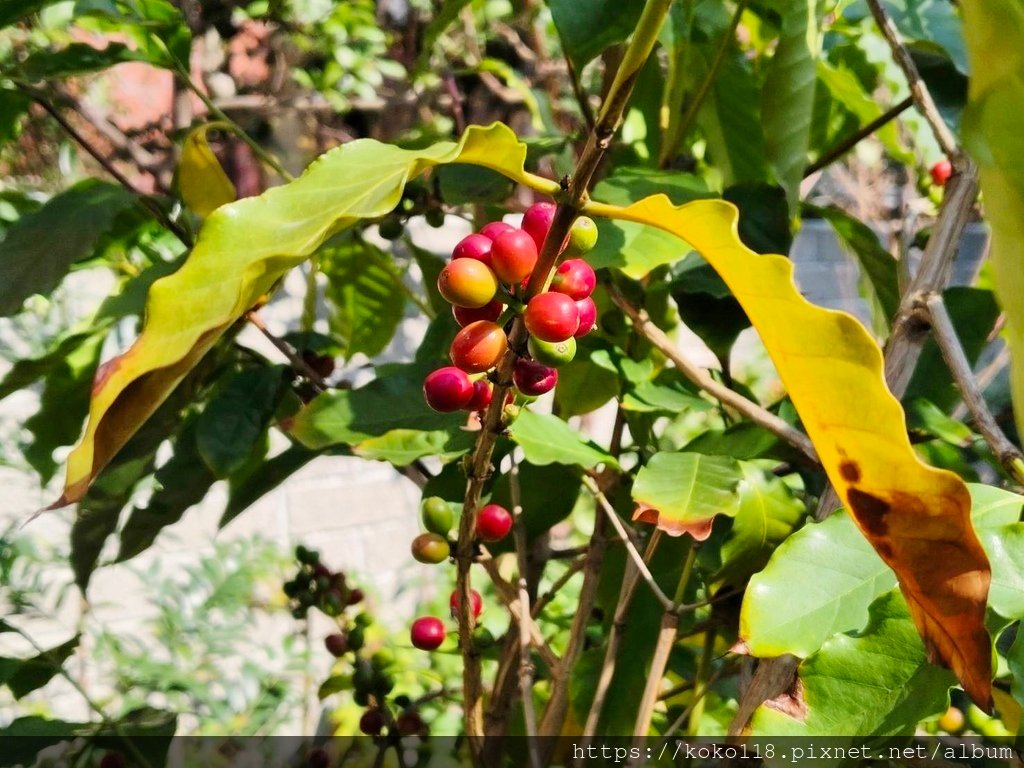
[449,588,484,619]
[324,633,348,657]
[359,708,385,735]
[476,504,513,542]
[524,292,580,342]
[931,159,952,187]
[450,321,507,374]
[491,229,539,285]
[395,709,425,737]
[574,296,598,337]
[410,616,446,650]
[480,221,515,240]
[437,259,498,308]
[513,358,558,397]
[551,258,597,300]
[452,299,503,327]
[465,379,493,412]
[522,202,557,251]
[423,366,474,411]
[452,233,494,266]
[411,532,451,564]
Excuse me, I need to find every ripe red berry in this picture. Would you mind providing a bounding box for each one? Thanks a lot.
[522,202,557,251]
[347,588,364,605]
[513,358,558,397]
[395,709,425,736]
[437,259,499,308]
[551,259,597,300]
[411,532,451,564]
[465,379,493,412]
[324,633,348,657]
[452,299,502,327]
[449,588,484,619]
[476,504,513,542]
[452,233,494,266]
[931,159,952,187]
[423,367,474,411]
[574,296,598,337]
[410,616,446,650]
[491,229,539,285]
[359,708,385,735]
[480,221,515,240]
[450,321,507,374]
[524,292,580,342]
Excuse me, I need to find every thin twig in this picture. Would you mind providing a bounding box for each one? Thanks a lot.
[452,2,675,757]
[245,311,330,390]
[21,86,193,247]
[583,475,673,610]
[656,666,725,746]
[532,555,587,617]
[509,452,541,767]
[608,286,819,464]
[951,344,1009,422]
[865,0,959,159]
[804,96,914,177]
[925,293,1024,484]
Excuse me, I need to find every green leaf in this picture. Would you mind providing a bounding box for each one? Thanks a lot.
[714,464,805,587]
[117,420,217,562]
[195,366,284,478]
[436,164,513,205]
[621,370,709,414]
[761,0,819,214]
[0,716,89,767]
[221,443,318,529]
[0,635,79,700]
[810,204,900,326]
[722,183,793,255]
[846,0,968,74]
[980,524,1024,620]
[489,462,582,542]
[73,0,192,67]
[506,409,618,470]
[553,346,622,417]
[0,329,105,401]
[17,42,147,79]
[960,1,1024,444]
[0,88,30,145]
[670,259,751,362]
[356,428,474,465]
[322,238,408,360]
[0,0,59,27]
[741,509,898,657]
[631,452,742,539]
[749,591,955,736]
[415,0,473,73]
[0,179,137,316]
[547,0,644,68]
[177,124,236,219]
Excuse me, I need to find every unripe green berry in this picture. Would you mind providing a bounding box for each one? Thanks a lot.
[379,214,404,240]
[348,626,365,652]
[426,207,446,228]
[421,496,455,536]
[352,660,374,693]
[295,545,319,565]
[527,336,577,367]
[411,532,451,564]
[567,216,598,255]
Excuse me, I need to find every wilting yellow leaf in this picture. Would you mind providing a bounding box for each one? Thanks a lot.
[178,124,236,218]
[594,194,991,708]
[56,123,556,505]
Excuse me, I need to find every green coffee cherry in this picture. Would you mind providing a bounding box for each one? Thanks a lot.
[352,660,374,693]
[527,336,577,367]
[347,626,365,652]
[411,532,451,564]
[379,214,404,240]
[295,545,319,565]
[566,216,598,255]
[421,496,455,536]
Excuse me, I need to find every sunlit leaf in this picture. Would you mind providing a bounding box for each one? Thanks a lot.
[507,409,619,470]
[631,452,742,539]
[178,124,236,219]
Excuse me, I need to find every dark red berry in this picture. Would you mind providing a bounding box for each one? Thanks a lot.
[524,292,580,342]
[465,379,493,412]
[551,259,596,300]
[100,753,126,768]
[480,221,515,240]
[359,708,385,736]
[449,588,484,619]
[574,297,598,337]
[410,616,446,650]
[513,358,558,397]
[522,202,557,251]
[453,299,503,327]
[324,633,348,657]
[476,504,513,542]
[491,229,539,285]
[307,747,330,768]
[423,367,474,412]
[452,233,494,266]
[347,588,364,605]
[396,709,425,736]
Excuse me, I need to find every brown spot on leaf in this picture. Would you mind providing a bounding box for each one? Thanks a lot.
[839,460,861,482]
[764,677,808,721]
[847,488,890,537]
[632,504,716,540]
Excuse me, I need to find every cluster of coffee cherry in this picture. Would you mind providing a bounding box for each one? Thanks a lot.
[284,545,363,619]
[422,201,599,413]
[408,495,511,651]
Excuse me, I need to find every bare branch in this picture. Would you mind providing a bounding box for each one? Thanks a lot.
[245,311,330,390]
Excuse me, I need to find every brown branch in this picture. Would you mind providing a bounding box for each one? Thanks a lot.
[804,95,914,178]
[452,1,674,758]
[925,293,1024,484]
[245,311,330,390]
[608,286,820,465]
[865,0,959,160]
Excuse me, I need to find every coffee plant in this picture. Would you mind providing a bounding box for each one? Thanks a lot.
[2,0,1024,765]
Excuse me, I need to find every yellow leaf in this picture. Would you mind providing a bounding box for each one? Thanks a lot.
[57,123,556,505]
[591,194,992,708]
[178,124,236,218]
